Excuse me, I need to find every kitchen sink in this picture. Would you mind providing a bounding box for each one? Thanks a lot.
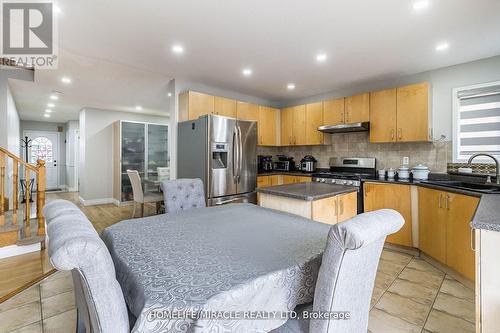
[423,180,500,194]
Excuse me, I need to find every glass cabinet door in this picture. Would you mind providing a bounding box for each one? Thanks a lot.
[121,122,146,201]
[147,124,169,179]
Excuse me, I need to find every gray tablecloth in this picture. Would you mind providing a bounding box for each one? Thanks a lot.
[102,203,330,333]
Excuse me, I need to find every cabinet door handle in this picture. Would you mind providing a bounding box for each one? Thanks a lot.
[438,193,442,208]
[397,128,402,140]
[260,135,263,144]
[346,112,349,123]
[340,113,344,123]
[339,198,344,215]
[445,194,450,210]
[391,129,395,141]
[334,200,338,217]
[289,136,292,145]
[470,228,476,251]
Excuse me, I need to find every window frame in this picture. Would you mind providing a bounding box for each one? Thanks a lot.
[452,80,500,163]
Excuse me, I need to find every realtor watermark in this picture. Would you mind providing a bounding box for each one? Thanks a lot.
[1,0,58,68]
[147,310,351,321]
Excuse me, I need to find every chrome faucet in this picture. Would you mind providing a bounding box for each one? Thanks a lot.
[467,153,500,185]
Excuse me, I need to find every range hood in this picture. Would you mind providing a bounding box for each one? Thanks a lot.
[317,122,370,133]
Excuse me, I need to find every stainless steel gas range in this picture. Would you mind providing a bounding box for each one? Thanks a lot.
[312,157,376,213]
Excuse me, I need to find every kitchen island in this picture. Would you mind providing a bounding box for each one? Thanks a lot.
[257,182,358,225]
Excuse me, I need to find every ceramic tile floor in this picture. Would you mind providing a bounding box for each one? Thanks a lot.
[0,250,474,333]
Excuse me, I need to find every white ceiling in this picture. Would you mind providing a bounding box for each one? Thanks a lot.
[10,0,500,122]
[10,49,171,122]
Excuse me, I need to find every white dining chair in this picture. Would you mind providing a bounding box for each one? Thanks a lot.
[127,170,163,218]
[157,167,170,181]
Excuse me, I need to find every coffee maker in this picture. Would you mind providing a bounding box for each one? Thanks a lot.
[258,155,273,172]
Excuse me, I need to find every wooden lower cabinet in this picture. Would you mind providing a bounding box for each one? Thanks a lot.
[364,183,413,247]
[337,191,358,223]
[418,187,479,280]
[445,192,479,281]
[312,192,357,225]
[418,187,446,263]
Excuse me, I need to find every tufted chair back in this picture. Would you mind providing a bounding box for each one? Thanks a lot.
[43,200,129,333]
[161,178,206,213]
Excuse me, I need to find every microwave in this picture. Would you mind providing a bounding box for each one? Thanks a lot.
[274,161,292,171]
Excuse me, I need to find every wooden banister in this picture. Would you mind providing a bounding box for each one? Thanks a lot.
[0,147,46,248]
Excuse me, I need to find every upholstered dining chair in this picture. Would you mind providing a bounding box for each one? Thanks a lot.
[161,178,206,213]
[127,169,163,218]
[43,200,129,333]
[272,209,404,333]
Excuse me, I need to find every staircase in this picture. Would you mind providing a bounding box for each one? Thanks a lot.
[0,147,46,252]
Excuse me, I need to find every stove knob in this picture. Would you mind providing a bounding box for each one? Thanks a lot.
[341,180,347,185]
[347,180,353,185]
[330,179,336,184]
[320,179,326,183]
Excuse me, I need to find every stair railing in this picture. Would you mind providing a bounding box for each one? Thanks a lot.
[0,147,46,244]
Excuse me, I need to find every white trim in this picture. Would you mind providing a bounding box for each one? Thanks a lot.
[78,196,118,206]
[0,243,41,259]
[453,80,500,163]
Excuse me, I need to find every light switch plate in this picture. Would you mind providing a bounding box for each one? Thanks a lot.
[403,157,409,165]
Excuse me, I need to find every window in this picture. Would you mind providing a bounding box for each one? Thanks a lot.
[453,81,500,163]
[30,136,54,163]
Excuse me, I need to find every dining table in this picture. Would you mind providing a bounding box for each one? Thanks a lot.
[101,203,330,333]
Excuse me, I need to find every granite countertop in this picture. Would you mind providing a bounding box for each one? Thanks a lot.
[256,182,357,201]
[363,176,500,231]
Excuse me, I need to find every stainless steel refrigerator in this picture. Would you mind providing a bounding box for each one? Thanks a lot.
[177,115,257,206]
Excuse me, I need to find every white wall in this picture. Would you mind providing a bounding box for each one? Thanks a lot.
[79,108,168,203]
[5,85,21,200]
[65,120,79,191]
[280,55,500,140]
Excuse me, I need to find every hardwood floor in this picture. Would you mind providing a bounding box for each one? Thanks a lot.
[0,192,158,302]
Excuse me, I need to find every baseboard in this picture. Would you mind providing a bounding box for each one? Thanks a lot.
[78,196,117,206]
[0,242,41,259]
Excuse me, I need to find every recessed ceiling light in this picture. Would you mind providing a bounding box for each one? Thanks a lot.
[242,68,252,77]
[413,0,430,11]
[171,44,184,55]
[287,83,296,90]
[167,92,172,97]
[54,5,62,14]
[50,94,59,100]
[44,114,51,118]
[316,53,327,62]
[61,76,72,84]
[435,42,449,52]
[47,103,55,108]
[135,105,143,111]
[45,109,53,113]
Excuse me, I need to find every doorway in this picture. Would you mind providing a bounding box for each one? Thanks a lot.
[23,131,60,190]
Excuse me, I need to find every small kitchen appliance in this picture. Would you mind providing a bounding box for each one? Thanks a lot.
[258,155,273,172]
[301,155,317,173]
[412,164,430,180]
[274,155,295,171]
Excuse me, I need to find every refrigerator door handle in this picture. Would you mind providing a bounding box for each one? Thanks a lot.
[232,129,238,183]
[238,125,243,183]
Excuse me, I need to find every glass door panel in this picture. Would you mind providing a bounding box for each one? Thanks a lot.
[147,124,169,179]
[121,122,146,201]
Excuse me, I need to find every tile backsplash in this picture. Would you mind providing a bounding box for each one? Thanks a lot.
[257,132,452,172]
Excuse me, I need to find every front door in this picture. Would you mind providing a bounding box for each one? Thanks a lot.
[24,131,60,190]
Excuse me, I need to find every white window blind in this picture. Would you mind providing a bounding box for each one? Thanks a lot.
[456,84,500,162]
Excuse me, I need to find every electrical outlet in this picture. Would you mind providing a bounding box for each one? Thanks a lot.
[403,157,409,165]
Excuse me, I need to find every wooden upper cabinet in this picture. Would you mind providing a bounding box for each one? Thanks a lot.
[305,102,324,145]
[236,101,259,121]
[280,107,294,146]
[445,192,479,281]
[364,182,412,247]
[418,187,446,264]
[179,91,215,121]
[258,106,278,146]
[396,82,430,142]
[214,96,236,118]
[370,89,397,143]
[323,98,345,126]
[292,105,307,145]
[345,93,369,123]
